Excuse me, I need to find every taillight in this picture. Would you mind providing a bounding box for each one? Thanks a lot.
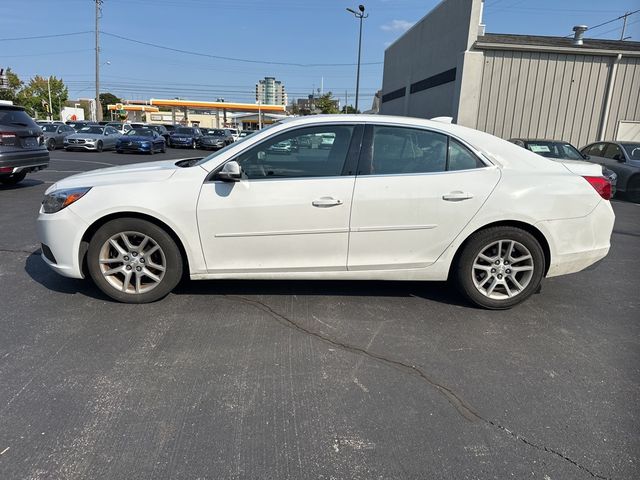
[583,176,612,200]
[0,131,17,146]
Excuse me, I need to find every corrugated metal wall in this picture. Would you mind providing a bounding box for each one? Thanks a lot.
[475,51,640,148]
[605,56,640,140]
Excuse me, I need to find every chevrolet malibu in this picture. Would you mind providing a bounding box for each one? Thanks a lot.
[37,115,614,308]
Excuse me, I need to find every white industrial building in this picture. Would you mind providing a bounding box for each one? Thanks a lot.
[380,0,640,146]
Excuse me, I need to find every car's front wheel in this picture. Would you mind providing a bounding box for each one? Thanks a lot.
[47,139,56,151]
[454,226,545,309]
[96,140,103,152]
[87,218,183,303]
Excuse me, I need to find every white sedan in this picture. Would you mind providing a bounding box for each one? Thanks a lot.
[37,115,614,309]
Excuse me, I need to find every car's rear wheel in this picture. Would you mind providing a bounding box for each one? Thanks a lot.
[47,139,56,151]
[0,171,27,186]
[161,143,166,153]
[96,140,103,152]
[627,175,640,203]
[454,227,545,309]
[87,218,183,303]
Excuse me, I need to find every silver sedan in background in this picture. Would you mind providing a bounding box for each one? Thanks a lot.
[41,123,76,151]
[64,125,121,152]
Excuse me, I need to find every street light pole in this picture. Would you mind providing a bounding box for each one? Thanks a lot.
[95,0,102,122]
[346,5,368,113]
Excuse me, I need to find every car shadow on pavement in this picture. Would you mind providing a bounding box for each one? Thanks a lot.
[25,250,470,307]
[25,252,111,301]
[173,278,471,307]
[0,179,44,191]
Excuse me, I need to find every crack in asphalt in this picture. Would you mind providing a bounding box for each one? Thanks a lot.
[225,294,611,480]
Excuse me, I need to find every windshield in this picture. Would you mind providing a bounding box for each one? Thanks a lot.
[193,124,277,166]
[175,127,195,134]
[78,126,105,135]
[206,129,225,136]
[41,124,59,132]
[107,123,122,128]
[0,108,37,127]
[622,144,640,160]
[127,128,154,137]
[526,141,583,160]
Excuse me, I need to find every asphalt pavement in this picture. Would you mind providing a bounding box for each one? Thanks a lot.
[0,149,638,480]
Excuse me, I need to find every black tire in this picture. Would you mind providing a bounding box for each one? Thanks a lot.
[454,226,545,310]
[47,139,56,151]
[627,175,640,204]
[87,218,183,303]
[161,143,166,153]
[0,171,27,185]
[116,149,123,154]
[96,140,103,152]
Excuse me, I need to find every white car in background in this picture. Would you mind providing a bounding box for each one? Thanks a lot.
[37,115,614,308]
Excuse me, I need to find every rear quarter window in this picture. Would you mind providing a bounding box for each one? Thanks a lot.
[0,108,37,127]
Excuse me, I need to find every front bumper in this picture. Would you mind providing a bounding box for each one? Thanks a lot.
[37,206,89,279]
[64,142,99,151]
[170,138,196,147]
[117,143,152,152]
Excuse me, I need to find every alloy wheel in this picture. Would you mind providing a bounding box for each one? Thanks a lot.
[98,231,166,294]
[471,239,534,300]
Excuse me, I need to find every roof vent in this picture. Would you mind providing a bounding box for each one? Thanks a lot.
[572,25,588,46]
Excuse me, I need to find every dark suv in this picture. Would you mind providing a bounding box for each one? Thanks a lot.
[168,127,203,149]
[0,104,49,185]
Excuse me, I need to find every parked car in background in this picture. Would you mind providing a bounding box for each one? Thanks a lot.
[580,141,640,203]
[64,125,121,152]
[510,139,618,195]
[0,103,49,185]
[116,128,166,154]
[106,122,133,135]
[66,120,97,131]
[200,128,234,149]
[147,124,170,144]
[41,123,76,151]
[227,128,239,142]
[168,126,203,148]
[36,115,614,308]
[238,130,255,139]
[163,124,177,133]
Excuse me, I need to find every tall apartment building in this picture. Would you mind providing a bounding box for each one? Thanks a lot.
[256,77,287,105]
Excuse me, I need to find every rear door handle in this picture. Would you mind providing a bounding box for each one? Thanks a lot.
[312,197,343,207]
[442,191,474,201]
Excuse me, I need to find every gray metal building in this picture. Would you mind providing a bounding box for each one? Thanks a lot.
[380,0,640,147]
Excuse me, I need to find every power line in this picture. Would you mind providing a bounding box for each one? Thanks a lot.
[101,31,383,67]
[0,31,92,41]
[564,9,640,37]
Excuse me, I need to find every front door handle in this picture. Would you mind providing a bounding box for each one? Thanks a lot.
[312,197,343,208]
[442,191,474,202]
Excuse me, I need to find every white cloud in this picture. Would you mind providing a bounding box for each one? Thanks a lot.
[380,19,414,32]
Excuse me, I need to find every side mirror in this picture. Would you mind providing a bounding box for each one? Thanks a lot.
[215,161,241,182]
[613,154,623,162]
[582,153,590,160]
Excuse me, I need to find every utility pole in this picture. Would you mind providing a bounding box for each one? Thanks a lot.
[345,90,348,113]
[95,0,102,122]
[47,76,53,121]
[621,12,629,40]
[346,5,368,113]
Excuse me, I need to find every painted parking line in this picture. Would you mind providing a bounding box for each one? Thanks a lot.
[49,158,115,167]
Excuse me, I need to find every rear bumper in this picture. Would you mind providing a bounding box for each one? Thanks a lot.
[538,200,615,278]
[0,150,50,172]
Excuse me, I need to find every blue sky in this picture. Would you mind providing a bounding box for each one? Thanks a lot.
[1,0,639,108]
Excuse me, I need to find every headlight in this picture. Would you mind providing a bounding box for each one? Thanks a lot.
[42,187,91,214]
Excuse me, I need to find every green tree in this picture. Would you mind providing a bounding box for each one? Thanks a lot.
[0,68,24,104]
[341,105,359,114]
[100,92,121,118]
[18,75,68,120]
[314,92,340,114]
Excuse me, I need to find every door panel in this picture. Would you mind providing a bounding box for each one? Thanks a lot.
[348,169,500,269]
[197,177,355,272]
[196,123,362,272]
[347,124,500,270]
